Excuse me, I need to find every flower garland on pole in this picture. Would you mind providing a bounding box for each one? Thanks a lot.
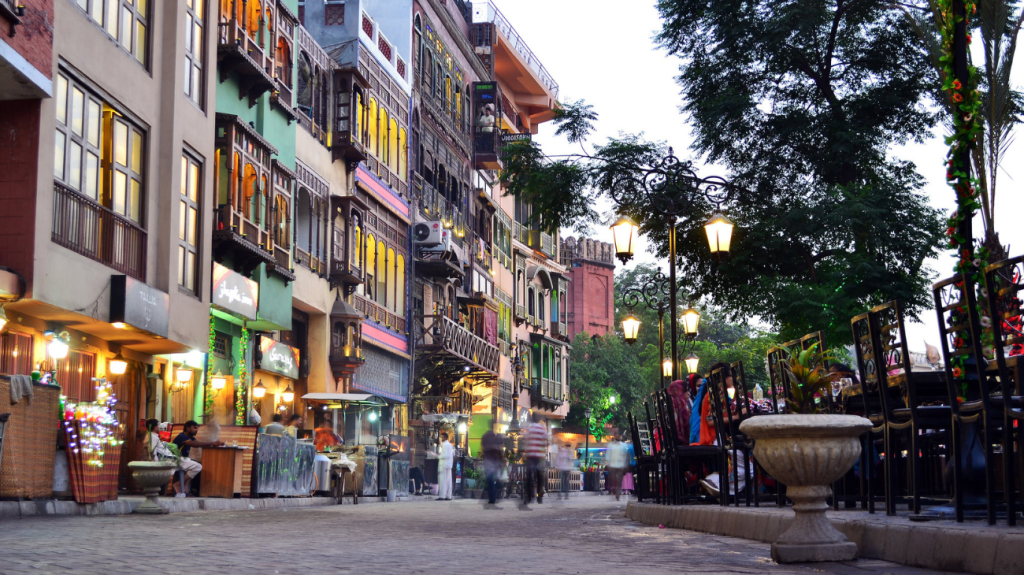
[236,327,248,425]
[938,0,992,400]
[204,316,216,416]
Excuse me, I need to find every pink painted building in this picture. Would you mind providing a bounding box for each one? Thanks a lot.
[560,237,616,340]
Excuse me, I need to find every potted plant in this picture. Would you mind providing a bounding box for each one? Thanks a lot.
[739,344,871,563]
[128,442,180,515]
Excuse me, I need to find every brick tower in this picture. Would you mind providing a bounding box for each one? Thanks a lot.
[559,237,616,340]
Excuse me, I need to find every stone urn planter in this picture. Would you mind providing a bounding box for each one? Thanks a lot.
[128,461,178,515]
[739,414,872,563]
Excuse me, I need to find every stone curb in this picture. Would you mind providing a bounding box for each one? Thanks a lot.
[0,495,338,518]
[625,501,1024,575]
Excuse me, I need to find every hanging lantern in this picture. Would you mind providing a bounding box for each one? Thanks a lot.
[48,336,69,360]
[282,384,295,403]
[109,352,128,376]
[662,357,673,378]
[685,353,700,374]
[252,380,267,399]
[176,366,193,384]
[610,215,639,264]
[621,313,641,345]
[681,307,701,338]
[704,212,734,255]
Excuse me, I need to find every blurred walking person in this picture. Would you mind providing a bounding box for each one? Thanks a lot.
[521,413,549,508]
[436,432,454,501]
[481,429,504,507]
[605,435,628,501]
[555,442,575,500]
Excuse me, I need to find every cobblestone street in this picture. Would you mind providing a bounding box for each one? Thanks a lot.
[0,497,957,575]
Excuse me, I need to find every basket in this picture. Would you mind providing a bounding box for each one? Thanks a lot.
[0,377,62,498]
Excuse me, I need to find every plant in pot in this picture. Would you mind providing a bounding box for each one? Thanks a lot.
[738,344,872,563]
[128,441,181,515]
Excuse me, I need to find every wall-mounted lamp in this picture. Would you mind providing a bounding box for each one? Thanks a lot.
[282,384,295,403]
[211,370,227,391]
[252,380,267,399]
[109,351,128,376]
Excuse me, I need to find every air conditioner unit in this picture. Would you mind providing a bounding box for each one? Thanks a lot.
[420,228,453,253]
[413,221,445,246]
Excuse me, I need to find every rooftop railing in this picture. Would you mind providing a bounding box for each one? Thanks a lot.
[471,0,559,99]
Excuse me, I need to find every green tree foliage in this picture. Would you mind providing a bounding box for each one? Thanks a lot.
[502,2,947,346]
[566,264,778,433]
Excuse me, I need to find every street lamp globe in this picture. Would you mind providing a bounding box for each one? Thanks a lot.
[610,215,639,264]
[609,395,616,405]
[282,384,295,403]
[684,352,700,374]
[704,212,734,255]
[584,407,593,419]
[621,313,641,345]
[681,307,701,338]
[109,352,128,375]
[252,380,267,398]
[662,357,673,378]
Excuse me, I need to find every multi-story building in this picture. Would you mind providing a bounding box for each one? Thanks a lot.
[301,0,414,441]
[559,237,616,340]
[0,0,219,466]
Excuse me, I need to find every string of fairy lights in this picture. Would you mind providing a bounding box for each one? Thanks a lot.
[61,377,122,467]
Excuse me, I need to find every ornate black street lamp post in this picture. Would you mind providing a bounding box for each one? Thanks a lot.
[620,270,699,388]
[610,149,740,381]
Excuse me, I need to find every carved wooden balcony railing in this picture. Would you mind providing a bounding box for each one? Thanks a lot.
[218,20,275,105]
[213,204,275,273]
[415,314,500,376]
[51,182,147,281]
[354,293,407,334]
[414,174,465,238]
[531,377,565,406]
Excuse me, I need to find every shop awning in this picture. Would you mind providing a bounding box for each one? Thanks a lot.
[301,393,387,406]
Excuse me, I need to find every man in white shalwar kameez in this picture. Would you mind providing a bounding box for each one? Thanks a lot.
[437,433,454,500]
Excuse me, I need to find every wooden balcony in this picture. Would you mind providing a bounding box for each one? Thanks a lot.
[212,205,275,276]
[328,256,363,296]
[273,244,295,281]
[415,314,500,379]
[354,293,407,334]
[217,20,276,106]
[270,81,299,122]
[51,182,146,281]
[294,247,327,277]
[531,377,565,407]
[329,346,365,378]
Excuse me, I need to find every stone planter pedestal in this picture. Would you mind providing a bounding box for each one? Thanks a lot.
[128,461,177,515]
[739,414,872,563]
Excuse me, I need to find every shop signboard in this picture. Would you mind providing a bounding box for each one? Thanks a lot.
[258,337,300,380]
[500,132,531,144]
[212,263,259,320]
[109,275,170,337]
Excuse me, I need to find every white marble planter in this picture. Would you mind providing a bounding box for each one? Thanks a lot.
[739,414,872,563]
[128,461,177,515]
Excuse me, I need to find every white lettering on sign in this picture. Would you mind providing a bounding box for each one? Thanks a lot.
[216,283,254,307]
[268,347,294,371]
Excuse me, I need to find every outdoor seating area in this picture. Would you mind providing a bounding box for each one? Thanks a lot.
[630,259,1024,527]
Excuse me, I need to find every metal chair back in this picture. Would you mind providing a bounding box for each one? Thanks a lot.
[983,255,1024,399]
[933,275,997,411]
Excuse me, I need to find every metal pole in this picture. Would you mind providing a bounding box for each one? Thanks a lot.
[668,219,679,382]
[658,309,665,389]
[584,412,590,477]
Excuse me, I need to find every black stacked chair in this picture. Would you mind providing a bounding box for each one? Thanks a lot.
[850,311,892,514]
[627,412,658,503]
[707,363,758,507]
[983,256,1024,525]
[651,387,720,505]
[933,274,1007,524]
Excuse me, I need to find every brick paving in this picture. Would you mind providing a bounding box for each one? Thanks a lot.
[0,496,958,575]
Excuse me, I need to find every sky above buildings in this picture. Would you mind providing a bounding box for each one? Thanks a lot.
[496,0,1024,351]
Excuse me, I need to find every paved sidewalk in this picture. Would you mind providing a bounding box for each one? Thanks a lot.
[0,496,956,575]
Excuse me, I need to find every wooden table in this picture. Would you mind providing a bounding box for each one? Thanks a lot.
[199,446,246,498]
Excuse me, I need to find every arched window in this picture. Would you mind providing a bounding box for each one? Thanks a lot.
[555,350,562,382]
[354,90,364,144]
[259,175,268,226]
[247,0,262,39]
[379,108,389,167]
[434,64,442,98]
[265,8,273,44]
[376,240,386,306]
[395,254,405,316]
[367,98,379,157]
[352,212,362,266]
[388,118,399,173]
[386,247,396,311]
[296,188,311,252]
[242,163,256,215]
[276,38,291,87]
[527,287,535,317]
[365,234,376,299]
[538,290,545,322]
[274,195,289,247]
[455,84,462,121]
[445,76,453,113]
[398,129,407,181]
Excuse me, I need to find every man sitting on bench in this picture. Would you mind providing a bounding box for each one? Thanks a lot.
[172,420,224,498]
